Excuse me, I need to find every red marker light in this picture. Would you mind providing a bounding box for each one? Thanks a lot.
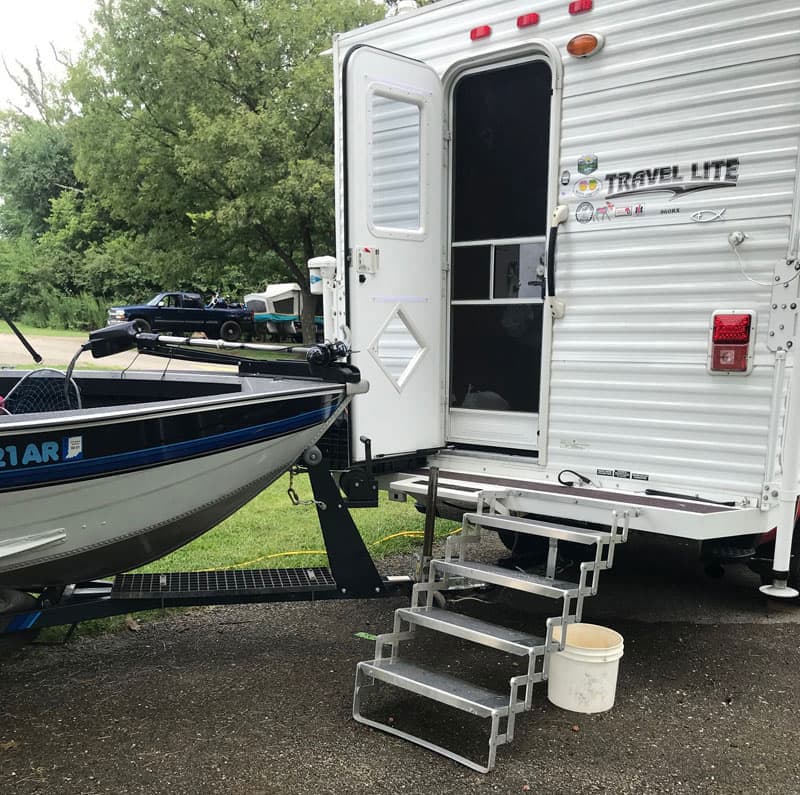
[569,0,593,14]
[517,13,540,28]
[470,25,492,41]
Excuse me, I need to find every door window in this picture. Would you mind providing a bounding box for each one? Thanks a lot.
[369,92,422,233]
[449,59,551,427]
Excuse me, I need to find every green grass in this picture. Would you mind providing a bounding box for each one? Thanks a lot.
[38,473,459,639]
[0,321,85,338]
[137,471,456,572]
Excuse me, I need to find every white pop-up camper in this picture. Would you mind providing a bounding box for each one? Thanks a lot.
[317,0,800,770]
[245,282,322,340]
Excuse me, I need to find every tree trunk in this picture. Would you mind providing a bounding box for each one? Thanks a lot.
[300,287,317,344]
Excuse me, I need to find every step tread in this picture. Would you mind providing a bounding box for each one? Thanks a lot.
[359,658,509,716]
[434,559,579,598]
[463,513,611,545]
[397,606,544,654]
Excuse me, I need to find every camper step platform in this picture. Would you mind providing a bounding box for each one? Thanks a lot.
[463,513,611,545]
[396,606,544,656]
[356,658,513,717]
[388,477,508,508]
[112,567,337,599]
[390,470,761,537]
[434,560,579,599]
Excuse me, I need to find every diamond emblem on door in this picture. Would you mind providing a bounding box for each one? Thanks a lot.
[368,306,426,392]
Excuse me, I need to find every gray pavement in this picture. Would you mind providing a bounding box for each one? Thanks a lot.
[2,534,799,794]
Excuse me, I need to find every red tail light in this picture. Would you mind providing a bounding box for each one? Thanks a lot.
[713,313,751,344]
[709,311,754,373]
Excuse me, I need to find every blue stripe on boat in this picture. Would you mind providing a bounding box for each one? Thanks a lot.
[0,403,335,490]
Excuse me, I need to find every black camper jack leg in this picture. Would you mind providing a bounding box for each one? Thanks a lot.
[304,445,385,598]
[0,452,405,638]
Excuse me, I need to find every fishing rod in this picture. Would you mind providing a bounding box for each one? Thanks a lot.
[0,305,43,364]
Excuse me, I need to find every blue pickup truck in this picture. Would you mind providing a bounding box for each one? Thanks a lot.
[107,292,254,341]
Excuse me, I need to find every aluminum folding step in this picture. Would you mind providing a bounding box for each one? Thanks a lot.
[396,606,544,656]
[433,559,580,599]
[463,513,611,545]
[356,658,511,717]
[354,657,519,773]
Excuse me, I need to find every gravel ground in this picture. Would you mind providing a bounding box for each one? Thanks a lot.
[2,535,800,794]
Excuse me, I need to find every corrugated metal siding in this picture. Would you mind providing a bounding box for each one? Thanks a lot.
[337,0,800,97]
[549,218,787,492]
[337,0,800,497]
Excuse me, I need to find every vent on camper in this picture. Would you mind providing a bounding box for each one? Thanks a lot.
[709,311,754,374]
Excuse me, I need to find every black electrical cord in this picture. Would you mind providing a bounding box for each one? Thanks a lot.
[557,469,593,487]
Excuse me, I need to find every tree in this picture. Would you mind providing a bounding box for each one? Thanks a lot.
[0,114,77,237]
[68,0,382,341]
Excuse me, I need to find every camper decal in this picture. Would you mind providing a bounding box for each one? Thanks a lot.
[605,158,739,200]
[575,201,595,223]
[577,154,598,175]
[575,177,603,198]
[691,208,727,223]
[589,201,645,222]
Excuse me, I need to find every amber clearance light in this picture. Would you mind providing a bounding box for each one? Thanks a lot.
[566,33,605,57]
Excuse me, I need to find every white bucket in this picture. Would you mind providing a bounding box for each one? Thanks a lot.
[547,623,624,714]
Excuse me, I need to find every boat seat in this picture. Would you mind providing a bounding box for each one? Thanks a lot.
[3,368,82,414]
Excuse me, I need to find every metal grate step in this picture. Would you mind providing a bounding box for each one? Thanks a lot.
[463,513,611,545]
[397,606,544,656]
[357,658,511,718]
[434,560,579,599]
[112,567,337,599]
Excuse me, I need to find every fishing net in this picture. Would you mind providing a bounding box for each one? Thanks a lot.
[3,368,82,414]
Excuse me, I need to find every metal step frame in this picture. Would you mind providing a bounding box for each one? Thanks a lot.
[353,491,631,772]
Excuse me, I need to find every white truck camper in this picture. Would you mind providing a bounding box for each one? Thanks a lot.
[319,0,800,770]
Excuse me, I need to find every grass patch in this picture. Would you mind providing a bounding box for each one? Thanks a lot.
[136,472,455,574]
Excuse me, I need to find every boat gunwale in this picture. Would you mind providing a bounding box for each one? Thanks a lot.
[0,370,345,435]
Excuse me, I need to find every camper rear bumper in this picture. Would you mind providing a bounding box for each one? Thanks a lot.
[387,468,768,541]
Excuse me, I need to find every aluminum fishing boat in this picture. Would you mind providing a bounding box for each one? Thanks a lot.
[0,326,363,590]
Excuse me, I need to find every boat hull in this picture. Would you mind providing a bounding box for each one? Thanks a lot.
[0,374,344,589]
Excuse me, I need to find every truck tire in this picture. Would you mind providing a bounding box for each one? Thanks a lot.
[220,321,242,342]
[131,317,151,334]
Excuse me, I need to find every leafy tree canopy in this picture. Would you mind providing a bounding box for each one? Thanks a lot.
[65,0,381,336]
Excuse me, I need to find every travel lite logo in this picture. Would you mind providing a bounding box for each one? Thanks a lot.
[605,158,740,200]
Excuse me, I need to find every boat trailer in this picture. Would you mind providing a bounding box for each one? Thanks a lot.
[0,448,413,640]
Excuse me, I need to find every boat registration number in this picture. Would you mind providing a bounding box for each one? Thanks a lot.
[0,436,83,469]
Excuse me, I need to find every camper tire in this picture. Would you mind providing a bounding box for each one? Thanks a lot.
[220,321,242,342]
